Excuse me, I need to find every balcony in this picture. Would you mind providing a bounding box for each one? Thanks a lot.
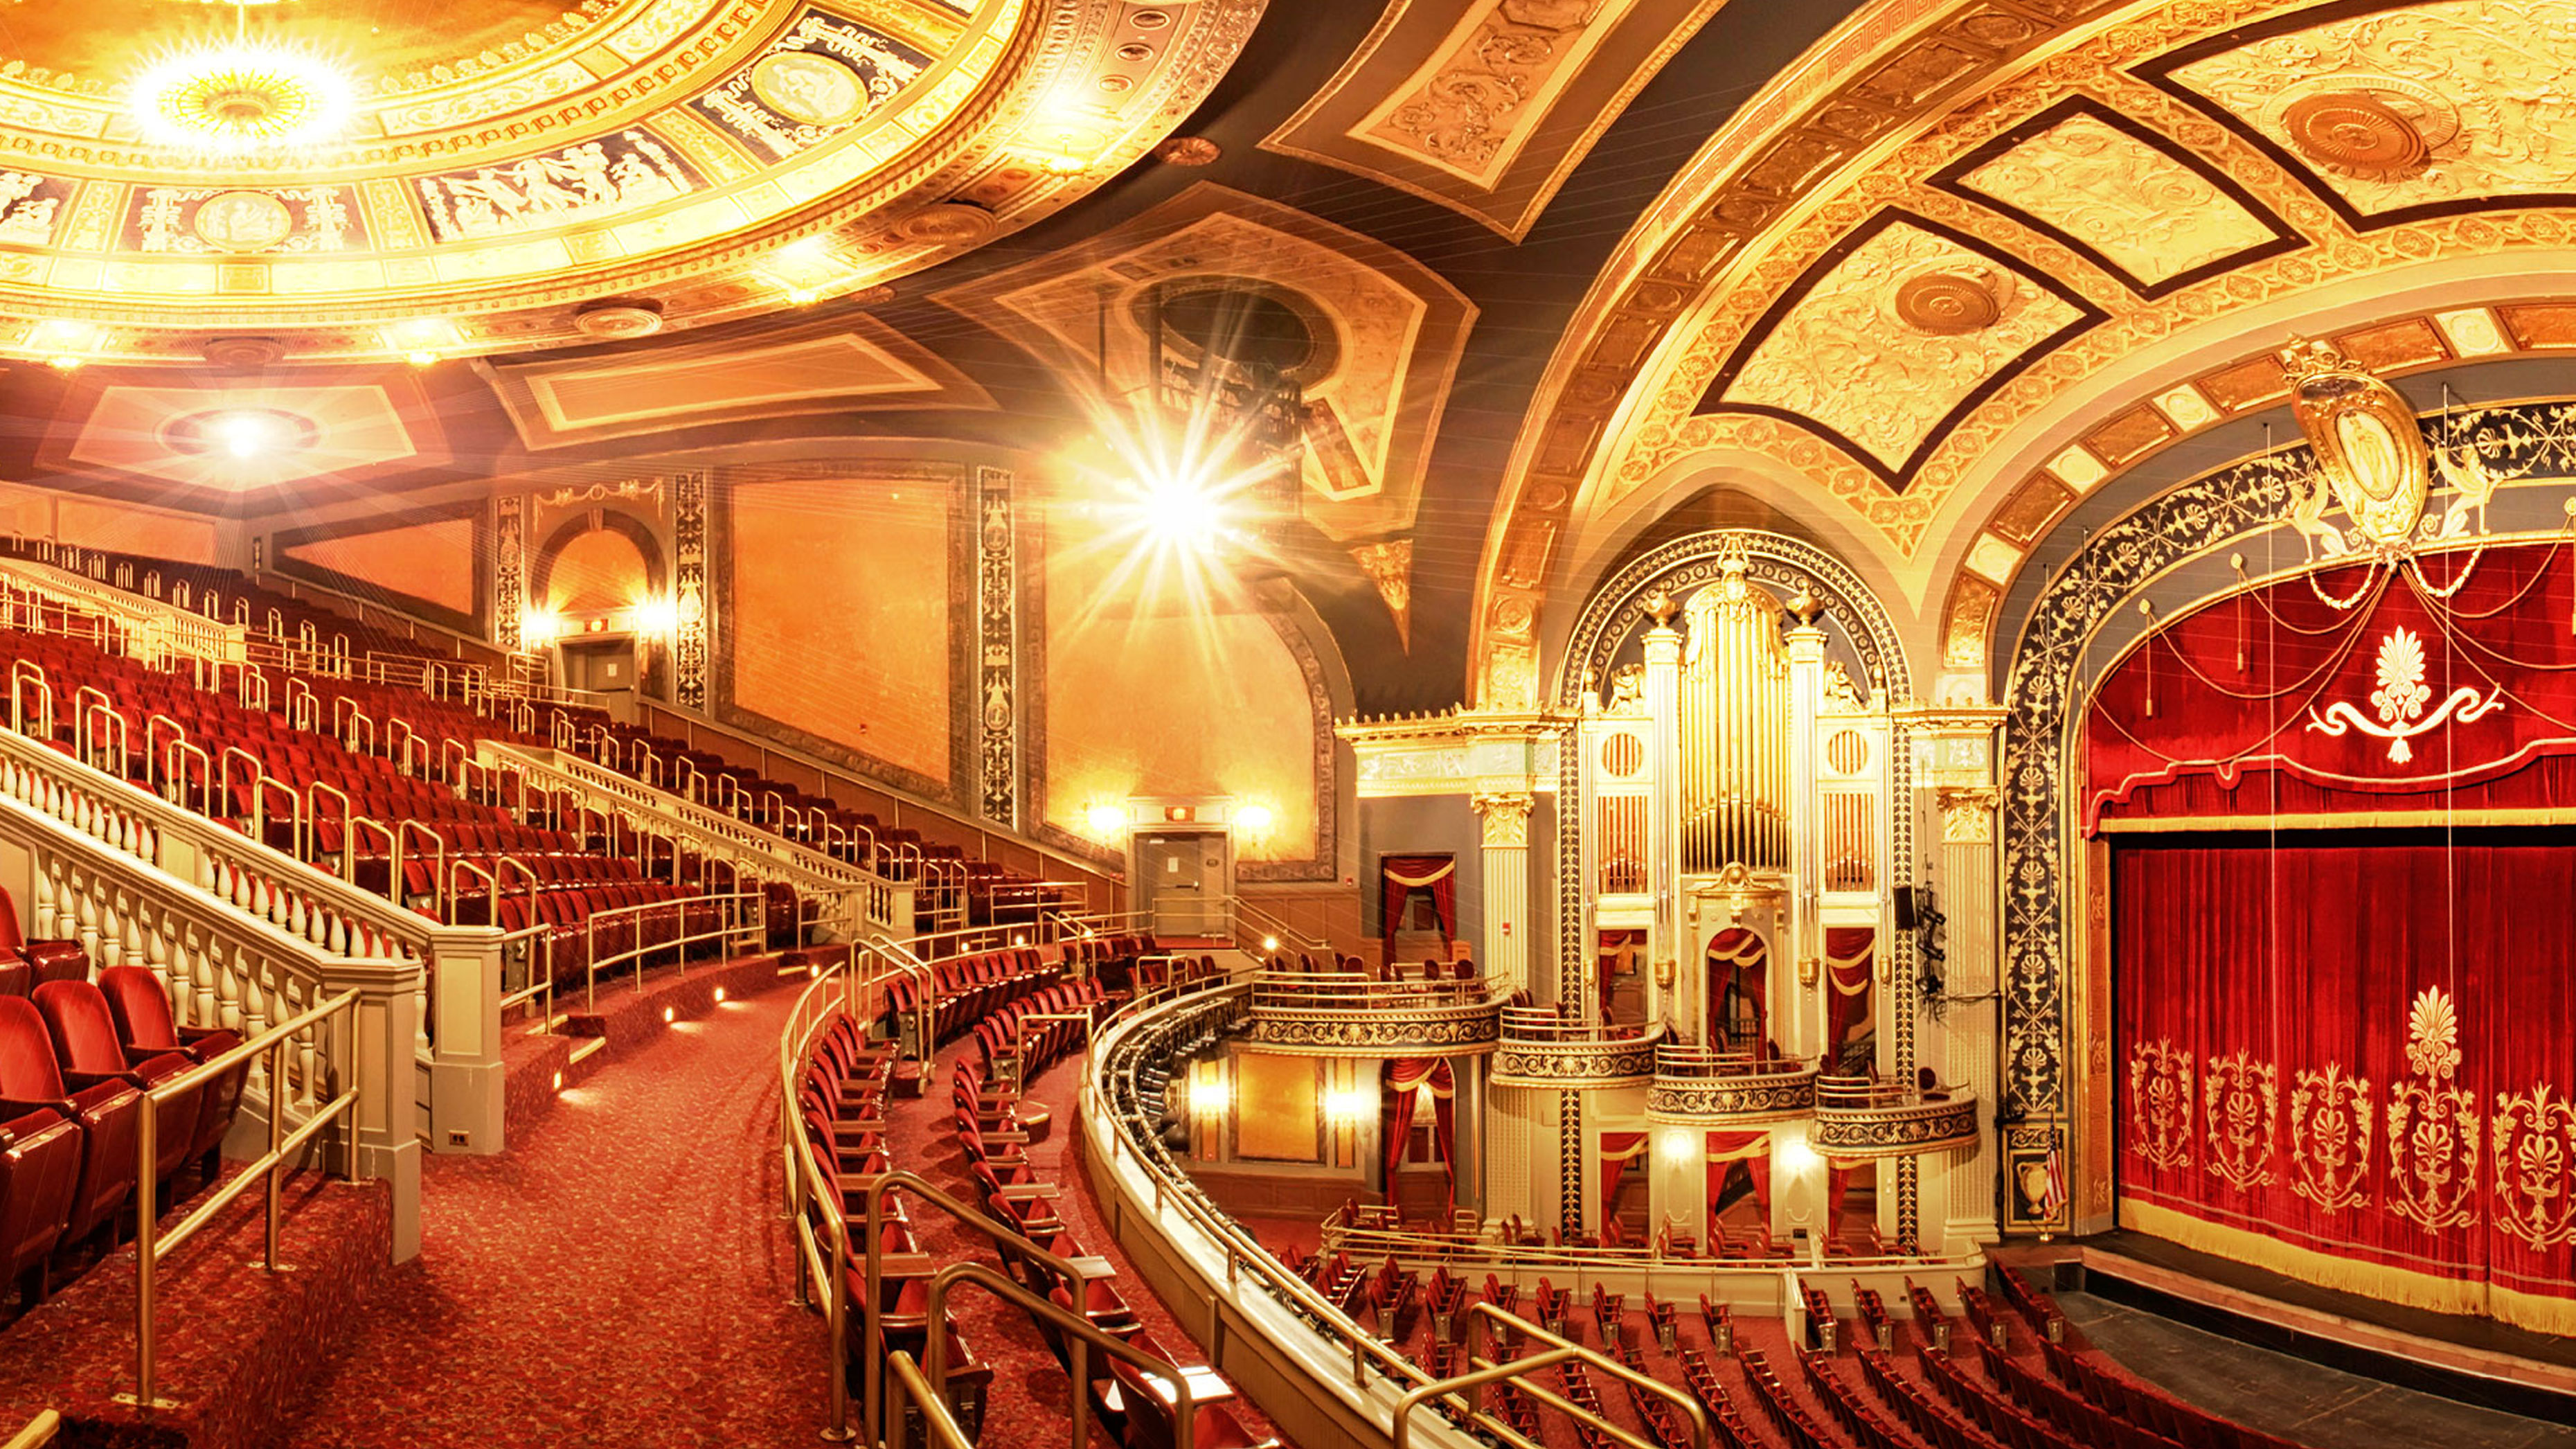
[1645,1044,1818,1124]
[1489,1006,1661,1088]
[1812,1075,1979,1158]
[1242,965,1500,1058]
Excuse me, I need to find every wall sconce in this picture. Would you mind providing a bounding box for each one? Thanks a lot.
[631,594,681,641]
[1323,1087,1374,1124]
[1799,955,1821,987]
[519,607,564,646]
[1653,955,1675,989]
[1084,803,1126,837]
[1236,802,1276,837]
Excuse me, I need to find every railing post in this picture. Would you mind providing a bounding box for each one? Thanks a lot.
[325,956,426,1260]
[424,929,507,1164]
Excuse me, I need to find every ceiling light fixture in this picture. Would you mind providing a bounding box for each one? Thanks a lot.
[129,28,353,155]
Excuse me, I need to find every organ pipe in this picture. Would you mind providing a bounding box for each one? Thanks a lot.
[1676,554,1791,875]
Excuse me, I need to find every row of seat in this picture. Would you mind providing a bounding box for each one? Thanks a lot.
[941,986,1278,1449]
[883,947,1068,1047]
[0,965,242,1315]
[1,596,755,984]
[539,708,1067,927]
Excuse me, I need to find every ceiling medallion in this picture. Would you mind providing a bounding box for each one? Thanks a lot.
[129,42,355,154]
[1154,136,1222,166]
[202,335,286,370]
[572,301,666,341]
[903,202,996,243]
[1893,267,2006,336]
[2275,79,2458,181]
[748,52,867,127]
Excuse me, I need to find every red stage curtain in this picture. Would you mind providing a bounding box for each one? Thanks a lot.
[1379,855,1456,956]
[1825,928,1875,1065]
[1382,1059,1456,1209]
[2115,837,2576,1330]
[1600,1132,1649,1222]
[2086,543,2576,828]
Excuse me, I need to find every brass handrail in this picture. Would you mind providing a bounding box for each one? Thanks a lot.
[577,887,769,1013]
[923,1260,1207,1449]
[1,1410,58,1449]
[1389,1304,1708,1449]
[885,1351,972,1449]
[129,988,363,1412]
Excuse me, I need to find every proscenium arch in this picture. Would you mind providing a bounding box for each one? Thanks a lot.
[1993,394,2576,1234]
[1548,526,1929,1245]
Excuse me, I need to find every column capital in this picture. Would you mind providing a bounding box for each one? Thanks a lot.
[1471,791,1535,848]
[1935,785,1999,844]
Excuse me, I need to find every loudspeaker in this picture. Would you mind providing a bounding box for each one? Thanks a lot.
[1894,885,1919,932]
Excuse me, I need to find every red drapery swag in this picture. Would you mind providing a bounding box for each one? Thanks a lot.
[1825,928,1875,1062]
[1379,855,1457,956]
[1381,1058,1456,1209]
[2116,839,2576,1331]
[2086,543,2576,828]
[1707,928,1769,1053]
[1706,1129,1771,1236]
[1599,1131,1649,1222]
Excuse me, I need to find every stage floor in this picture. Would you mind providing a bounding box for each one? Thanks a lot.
[2061,1288,2576,1449]
[2001,1230,2576,1432]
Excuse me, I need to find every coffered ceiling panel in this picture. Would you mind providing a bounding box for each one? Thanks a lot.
[1934,98,2302,296]
[1699,210,2099,487]
[2143,0,2576,227]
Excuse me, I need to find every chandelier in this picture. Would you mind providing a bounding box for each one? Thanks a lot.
[129,15,352,156]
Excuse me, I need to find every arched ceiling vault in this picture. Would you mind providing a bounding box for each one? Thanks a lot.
[1478,0,2576,712]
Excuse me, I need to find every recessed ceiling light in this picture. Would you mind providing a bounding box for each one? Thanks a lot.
[163,407,319,462]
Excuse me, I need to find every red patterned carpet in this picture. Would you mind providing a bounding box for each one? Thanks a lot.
[259,988,825,1448]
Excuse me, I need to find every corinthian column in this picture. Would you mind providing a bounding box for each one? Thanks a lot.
[1472,791,1534,995]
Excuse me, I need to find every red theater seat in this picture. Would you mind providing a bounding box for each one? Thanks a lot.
[0,995,139,1258]
[96,967,244,1175]
[30,981,199,1195]
[0,1105,81,1309]
[0,891,86,986]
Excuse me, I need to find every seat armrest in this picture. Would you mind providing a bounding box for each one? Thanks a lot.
[64,1067,146,1094]
[992,1183,1060,1201]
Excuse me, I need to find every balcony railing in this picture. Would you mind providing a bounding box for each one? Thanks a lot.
[1244,966,1501,1058]
[1491,1008,1661,1087]
[1812,1075,1979,1158]
[1645,1043,1819,1123]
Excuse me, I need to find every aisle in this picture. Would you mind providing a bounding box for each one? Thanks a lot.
[262,989,823,1448]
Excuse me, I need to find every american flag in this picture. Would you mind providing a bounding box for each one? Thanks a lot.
[2038,1140,2068,1221]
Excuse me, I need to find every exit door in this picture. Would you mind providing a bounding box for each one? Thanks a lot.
[1139,832,1227,937]
[561,641,638,723]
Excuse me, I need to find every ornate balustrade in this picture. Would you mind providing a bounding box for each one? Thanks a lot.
[1490,1008,1661,1087]
[0,732,440,1258]
[1244,968,1501,1058]
[1645,1042,1819,1123]
[0,719,512,1182]
[477,741,907,936]
[1812,1076,1979,1158]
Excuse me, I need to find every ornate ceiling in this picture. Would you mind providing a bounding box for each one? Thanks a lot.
[0,0,1254,364]
[8,0,2576,721]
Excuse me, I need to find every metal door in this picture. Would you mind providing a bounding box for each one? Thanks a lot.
[1140,832,1225,936]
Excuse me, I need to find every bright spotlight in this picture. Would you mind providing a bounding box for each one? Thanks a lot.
[631,595,681,640]
[661,1006,676,1024]
[1236,803,1275,835]
[1260,935,1280,952]
[1085,803,1126,837]
[1141,476,1228,553]
[712,987,726,1004]
[217,411,280,459]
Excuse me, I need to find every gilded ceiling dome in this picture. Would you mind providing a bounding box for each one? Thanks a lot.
[0,0,1253,364]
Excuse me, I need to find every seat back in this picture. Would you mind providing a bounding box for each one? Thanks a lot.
[30,980,127,1076]
[96,966,181,1051]
[0,996,68,1101]
[0,1107,81,1283]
